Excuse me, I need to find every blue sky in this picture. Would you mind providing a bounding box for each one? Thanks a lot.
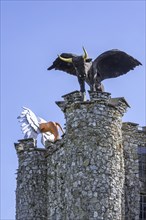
[1,1,145,219]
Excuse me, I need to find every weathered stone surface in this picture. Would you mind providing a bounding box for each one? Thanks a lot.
[122,122,146,220]
[15,139,47,220]
[46,91,127,220]
[15,91,146,220]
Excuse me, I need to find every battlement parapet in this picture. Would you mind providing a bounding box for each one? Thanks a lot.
[15,91,145,220]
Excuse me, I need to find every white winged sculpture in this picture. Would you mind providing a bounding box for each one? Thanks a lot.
[17,107,64,146]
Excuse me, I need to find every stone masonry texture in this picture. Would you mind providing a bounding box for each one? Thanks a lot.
[15,91,146,220]
[122,122,146,220]
[15,139,47,220]
[46,91,127,220]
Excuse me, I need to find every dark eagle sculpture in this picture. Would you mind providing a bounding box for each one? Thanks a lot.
[48,47,142,100]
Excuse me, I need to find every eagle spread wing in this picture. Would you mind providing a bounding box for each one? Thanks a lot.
[17,107,54,145]
[47,53,77,76]
[92,49,142,81]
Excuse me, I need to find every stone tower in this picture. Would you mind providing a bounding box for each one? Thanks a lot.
[15,139,47,219]
[15,91,140,220]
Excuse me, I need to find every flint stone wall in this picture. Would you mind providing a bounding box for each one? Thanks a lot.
[122,123,146,220]
[15,91,145,220]
[45,91,128,220]
[15,139,47,220]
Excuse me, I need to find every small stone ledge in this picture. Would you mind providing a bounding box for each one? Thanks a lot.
[62,90,83,102]
[14,138,36,153]
[55,101,66,112]
[45,139,64,157]
[14,138,46,153]
[18,138,36,143]
[88,90,111,102]
[137,126,146,134]
[56,91,85,112]
[123,122,139,126]
[122,122,139,132]
[110,97,130,107]
[122,122,146,137]
[107,97,130,115]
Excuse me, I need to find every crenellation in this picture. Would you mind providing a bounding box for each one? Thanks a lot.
[62,90,83,103]
[14,138,37,153]
[15,91,145,220]
[88,91,111,102]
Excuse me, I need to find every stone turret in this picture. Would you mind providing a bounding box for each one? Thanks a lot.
[16,91,144,220]
[15,139,47,220]
[46,91,129,220]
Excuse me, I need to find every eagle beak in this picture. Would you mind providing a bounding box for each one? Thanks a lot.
[82,47,88,60]
[58,55,72,63]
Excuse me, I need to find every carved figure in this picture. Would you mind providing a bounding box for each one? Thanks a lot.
[17,107,64,146]
[39,121,64,141]
[48,47,142,100]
